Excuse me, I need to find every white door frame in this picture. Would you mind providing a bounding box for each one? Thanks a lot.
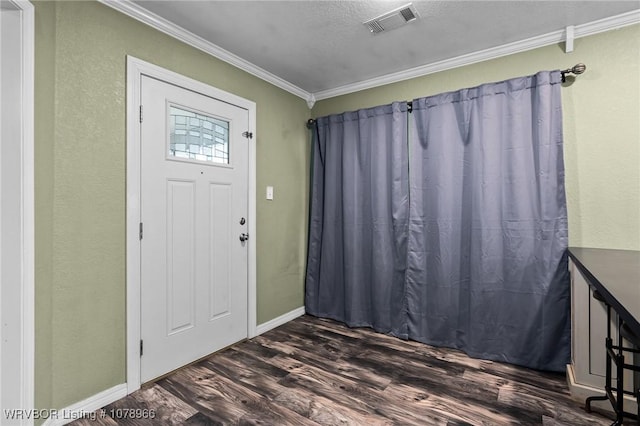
[126,56,257,393]
[0,0,34,423]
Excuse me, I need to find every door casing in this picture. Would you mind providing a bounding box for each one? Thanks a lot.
[126,56,257,393]
[0,1,34,423]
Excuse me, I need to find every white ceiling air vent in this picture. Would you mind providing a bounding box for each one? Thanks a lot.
[364,3,420,35]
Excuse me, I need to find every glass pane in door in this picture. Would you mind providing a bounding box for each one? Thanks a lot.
[169,105,229,164]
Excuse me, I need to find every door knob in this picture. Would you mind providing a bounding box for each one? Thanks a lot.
[239,233,249,242]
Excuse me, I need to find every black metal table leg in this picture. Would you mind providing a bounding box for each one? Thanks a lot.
[615,316,624,425]
[587,303,614,413]
[586,394,609,413]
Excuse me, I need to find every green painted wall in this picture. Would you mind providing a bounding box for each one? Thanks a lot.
[34,0,56,412]
[34,1,310,411]
[313,25,640,251]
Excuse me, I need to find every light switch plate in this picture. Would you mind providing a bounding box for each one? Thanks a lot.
[266,186,274,200]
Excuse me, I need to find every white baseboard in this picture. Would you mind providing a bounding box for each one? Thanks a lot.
[255,306,305,336]
[41,384,127,426]
[566,363,637,415]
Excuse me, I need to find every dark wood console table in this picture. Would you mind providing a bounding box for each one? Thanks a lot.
[568,247,640,425]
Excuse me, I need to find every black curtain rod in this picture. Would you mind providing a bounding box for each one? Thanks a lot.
[306,64,586,128]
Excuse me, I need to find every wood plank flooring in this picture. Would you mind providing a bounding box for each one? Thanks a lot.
[71,315,630,425]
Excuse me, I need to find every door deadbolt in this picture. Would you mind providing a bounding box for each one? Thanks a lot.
[239,217,246,225]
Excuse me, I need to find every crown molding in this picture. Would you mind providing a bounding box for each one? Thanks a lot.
[313,9,640,101]
[98,1,638,105]
[575,8,640,38]
[98,0,311,101]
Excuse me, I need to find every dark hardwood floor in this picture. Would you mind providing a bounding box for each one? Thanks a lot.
[72,315,626,425]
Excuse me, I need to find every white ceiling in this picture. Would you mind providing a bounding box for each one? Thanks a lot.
[129,1,639,96]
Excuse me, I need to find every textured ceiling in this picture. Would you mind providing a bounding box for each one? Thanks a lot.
[132,1,639,93]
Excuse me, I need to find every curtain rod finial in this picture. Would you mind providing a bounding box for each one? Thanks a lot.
[561,63,586,83]
[306,119,316,129]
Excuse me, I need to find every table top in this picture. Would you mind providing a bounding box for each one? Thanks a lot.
[568,247,640,338]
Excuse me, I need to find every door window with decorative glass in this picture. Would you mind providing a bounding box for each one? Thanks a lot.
[169,104,229,164]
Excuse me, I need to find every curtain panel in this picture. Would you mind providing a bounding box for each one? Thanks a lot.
[407,71,570,371]
[305,71,570,371]
[305,102,410,337]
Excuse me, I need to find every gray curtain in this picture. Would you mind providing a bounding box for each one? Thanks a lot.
[305,102,409,337]
[305,71,570,372]
[406,71,569,371]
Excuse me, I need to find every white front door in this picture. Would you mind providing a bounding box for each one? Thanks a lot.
[140,75,249,383]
